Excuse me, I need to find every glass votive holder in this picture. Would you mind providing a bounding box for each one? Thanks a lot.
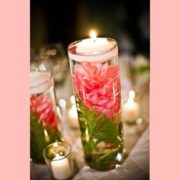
[43,142,74,180]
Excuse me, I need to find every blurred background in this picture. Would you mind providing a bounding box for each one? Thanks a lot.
[31,0,149,57]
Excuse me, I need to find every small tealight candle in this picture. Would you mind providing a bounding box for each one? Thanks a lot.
[123,90,140,123]
[68,96,79,128]
[43,142,73,180]
[51,153,72,180]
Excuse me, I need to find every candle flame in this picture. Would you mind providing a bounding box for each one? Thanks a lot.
[53,142,58,148]
[127,90,135,104]
[44,129,50,142]
[129,90,135,99]
[44,129,48,136]
[59,99,66,108]
[89,30,97,39]
[70,95,76,105]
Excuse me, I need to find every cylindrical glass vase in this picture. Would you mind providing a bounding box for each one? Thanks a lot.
[68,38,124,171]
[30,71,62,164]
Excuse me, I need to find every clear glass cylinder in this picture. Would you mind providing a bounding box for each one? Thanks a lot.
[68,38,124,170]
[30,71,62,164]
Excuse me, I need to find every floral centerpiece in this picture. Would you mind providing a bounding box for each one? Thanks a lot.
[68,37,124,170]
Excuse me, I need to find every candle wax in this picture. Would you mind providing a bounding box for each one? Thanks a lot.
[123,99,140,123]
[76,38,114,54]
[51,154,72,179]
[68,105,79,128]
[68,37,117,62]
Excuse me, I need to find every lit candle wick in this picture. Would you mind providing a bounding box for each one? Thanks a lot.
[89,30,97,42]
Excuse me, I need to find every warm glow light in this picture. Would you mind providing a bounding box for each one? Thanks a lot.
[129,90,135,99]
[59,99,66,109]
[70,95,76,105]
[44,129,50,142]
[53,142,58,148]
[123,90,140,122]
[44,129,48,137]
[39,63,47,71]
[89,30,97,39]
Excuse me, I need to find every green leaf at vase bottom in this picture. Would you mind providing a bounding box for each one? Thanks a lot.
[76,99,124,170]
[30,112,61,164]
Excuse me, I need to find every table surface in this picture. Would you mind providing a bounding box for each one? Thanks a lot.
[31,55,150,180]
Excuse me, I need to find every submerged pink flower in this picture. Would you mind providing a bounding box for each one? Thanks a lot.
[30,95,58,130]
[73,62,121,118]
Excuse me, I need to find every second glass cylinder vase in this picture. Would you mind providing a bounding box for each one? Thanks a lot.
[68,37,124,171]
[30,71,62,164]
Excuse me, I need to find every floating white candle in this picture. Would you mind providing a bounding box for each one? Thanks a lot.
[123,90,140,123]
[68,30,118,62]
[51,153,72,180]
[76,30,113,54]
